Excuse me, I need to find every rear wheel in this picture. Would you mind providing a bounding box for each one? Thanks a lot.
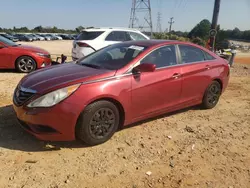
[76,100,120,146]
[16,56,37,73]
[202,81,222,109]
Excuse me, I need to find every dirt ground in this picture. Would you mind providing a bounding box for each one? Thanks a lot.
[0,41,250,188]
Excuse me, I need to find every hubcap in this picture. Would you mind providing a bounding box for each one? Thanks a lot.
[18,58,34,72]
[89,108,115,139]
[207,84,220,104]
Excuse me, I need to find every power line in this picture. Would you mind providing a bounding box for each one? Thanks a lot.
[156,12,162,33]
[129,0,153,37]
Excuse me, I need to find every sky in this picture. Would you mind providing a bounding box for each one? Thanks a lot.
[0,0,249,32]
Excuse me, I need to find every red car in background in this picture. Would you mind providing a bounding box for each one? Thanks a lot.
[0,36,51,73]
[13,40,230,146]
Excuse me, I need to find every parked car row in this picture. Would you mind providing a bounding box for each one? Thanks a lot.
[0,33,77,42]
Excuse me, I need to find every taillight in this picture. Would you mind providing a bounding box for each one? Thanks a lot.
[76,42,90,47]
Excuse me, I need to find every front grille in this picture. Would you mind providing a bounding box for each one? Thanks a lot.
[13,87,36,106]
[17,119,58,134]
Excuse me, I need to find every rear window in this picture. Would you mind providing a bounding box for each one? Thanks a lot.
[76,31,104,40]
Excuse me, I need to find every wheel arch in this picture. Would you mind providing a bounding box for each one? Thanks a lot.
[213,78,223,91]
[15,55,37,68]
[77,96,126,131]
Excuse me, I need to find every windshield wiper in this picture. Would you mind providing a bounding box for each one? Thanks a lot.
[81,63,103,69]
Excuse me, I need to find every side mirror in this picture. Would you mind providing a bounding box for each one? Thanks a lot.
[132,63,156,74]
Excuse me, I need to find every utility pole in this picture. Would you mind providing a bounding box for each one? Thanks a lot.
[129,0,153,38]
[168,17,174,33]
[210,0,221,51]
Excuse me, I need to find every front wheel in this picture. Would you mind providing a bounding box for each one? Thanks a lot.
[16,56,37,73]
[76,100,120,146]
[202,81,222,109]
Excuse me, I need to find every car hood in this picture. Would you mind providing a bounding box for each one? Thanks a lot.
[19,63,115,94]
[16,44,49,54]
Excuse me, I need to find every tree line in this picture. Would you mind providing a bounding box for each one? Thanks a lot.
[1,21,249,47]
[154,19,250,47]
[0,25,92,34]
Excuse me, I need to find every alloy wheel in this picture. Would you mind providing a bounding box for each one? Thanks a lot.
[207,83,221,104]
[18,58,35,73]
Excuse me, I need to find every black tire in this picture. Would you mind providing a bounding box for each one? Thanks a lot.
[76,100,120,146]
[202,81,222,109]
[16,56,37,73]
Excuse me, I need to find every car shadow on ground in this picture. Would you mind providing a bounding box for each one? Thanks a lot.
[0,69,18,73]
[0,105,86,152]
[0,104,201,152]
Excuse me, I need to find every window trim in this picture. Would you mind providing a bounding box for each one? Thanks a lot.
[126,44,180,73]
[202,50,216,61]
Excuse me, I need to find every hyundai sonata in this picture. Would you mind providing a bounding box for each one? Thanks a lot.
[13,40,230,145]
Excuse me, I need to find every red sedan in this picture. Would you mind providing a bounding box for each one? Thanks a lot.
[0,36,51,73]
[13,40,230,145]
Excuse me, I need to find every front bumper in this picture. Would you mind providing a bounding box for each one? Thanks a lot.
[13,100,82,141]
[36,56,52,69]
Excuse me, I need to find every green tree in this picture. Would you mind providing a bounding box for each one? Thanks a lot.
[242,30,250,40]
[188,19,211,40]
[33,26,44,33]
[191,37,206,46]
[231,27,241,39]
[75,26,85,33]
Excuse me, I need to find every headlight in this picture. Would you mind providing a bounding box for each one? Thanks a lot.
[36,52,49,58]
[27,84,80,108]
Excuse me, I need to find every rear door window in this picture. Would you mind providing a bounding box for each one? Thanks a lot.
[105,31,131,41]
[76,31,104,40]
[178,45,206,64]
[203,51,216,60]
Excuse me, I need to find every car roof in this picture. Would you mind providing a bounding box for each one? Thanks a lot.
[122,39,209,49]
[80,27,142,32]
[120,39,181,47]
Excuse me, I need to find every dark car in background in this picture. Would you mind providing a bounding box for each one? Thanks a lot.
[14,34,33,42]
[0,33,19,42]
[59,34,72,40]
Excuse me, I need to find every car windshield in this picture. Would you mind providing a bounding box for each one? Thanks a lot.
[0,35,17,46]
[77,43,148,70]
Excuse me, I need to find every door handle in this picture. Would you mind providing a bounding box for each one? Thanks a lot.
[172,73,181,79]
[205,65,210,70]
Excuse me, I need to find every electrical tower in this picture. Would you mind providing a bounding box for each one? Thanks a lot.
[168,17,174,32]
[129,0,153,37]
[156,12,162,33]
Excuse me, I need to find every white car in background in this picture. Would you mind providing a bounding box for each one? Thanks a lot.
[71,27,150,60]
[53,34,63,40]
